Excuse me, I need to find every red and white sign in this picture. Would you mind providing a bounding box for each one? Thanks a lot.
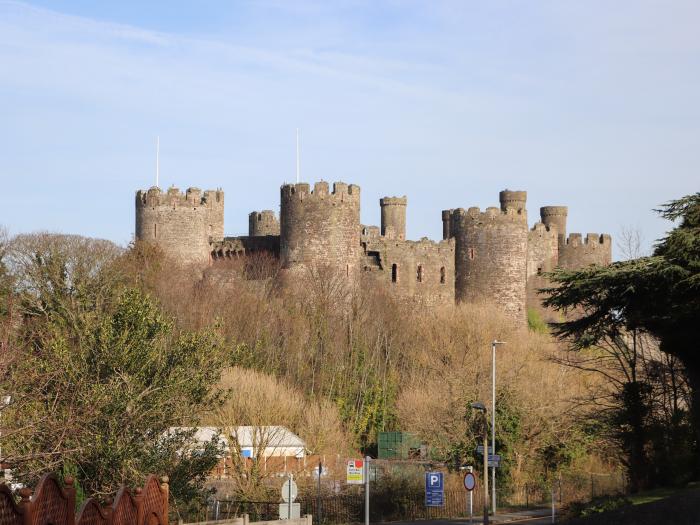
[346,459,364,484]
[463,472,476,491]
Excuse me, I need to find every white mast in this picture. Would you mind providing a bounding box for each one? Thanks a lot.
[296,128,300,183]
[156,136,160,188]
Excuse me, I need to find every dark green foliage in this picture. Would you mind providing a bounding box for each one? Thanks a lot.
[543,193,700,485]
[568,495,632,517]
[3,234,228,506]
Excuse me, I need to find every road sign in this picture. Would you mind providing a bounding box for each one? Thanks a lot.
[279,503,300,519]
[346,459,364,484]
[463,472,476,491]
[281,479,298,502]
[425,472,444,507]
[475,445,493,455]
[487,454,501,468]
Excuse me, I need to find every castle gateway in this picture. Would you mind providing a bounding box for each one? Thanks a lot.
[135,182,611,324]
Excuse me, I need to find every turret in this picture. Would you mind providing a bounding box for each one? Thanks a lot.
[540,206,568,242]
[380,196,407,240]
[442,209,453,240]
[499,190,527,215]
[248,210,280,236]
[135,186,224,267]
[280,181,361,282]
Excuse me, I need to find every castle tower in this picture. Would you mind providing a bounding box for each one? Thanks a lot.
[280,181,361,281]
[205,189,225,242]
[451,190,528,323]
[540,206,568,242]
[499,190,527,214]
[248,210,280,236]
[558,233,612,269]
[135,186,224,267]
[380,196,407,240]
[442,209,453,240]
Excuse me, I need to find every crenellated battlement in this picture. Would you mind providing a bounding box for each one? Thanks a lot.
[558,232,612,269]
[136,186,223,208]
[563,233,612,246]
[280,181,360,203]
[450,205,528,224]
[380,196,407,207]
[530,222,554,234]
[133,179,611,319]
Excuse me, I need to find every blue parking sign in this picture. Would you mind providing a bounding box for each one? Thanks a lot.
[425,472,444,507]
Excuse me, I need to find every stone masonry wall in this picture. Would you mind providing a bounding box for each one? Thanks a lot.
[249,210,280,236]
[135,186,219,267]
[361,233,455,308]
[558,233,612,269]
[526,222,559,322]
[280,181,361,282]
[451,206,529,323]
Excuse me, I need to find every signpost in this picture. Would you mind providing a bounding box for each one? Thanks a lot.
[347,459,364,485]
[463,469,476,524]
[487,454,501,468]
[280,475,299,519]
[475,445,493,455]
[425,472,444,507]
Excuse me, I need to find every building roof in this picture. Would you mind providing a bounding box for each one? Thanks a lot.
[171,426,305,450]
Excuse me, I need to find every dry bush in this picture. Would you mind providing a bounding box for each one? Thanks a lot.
[116,243,620,489]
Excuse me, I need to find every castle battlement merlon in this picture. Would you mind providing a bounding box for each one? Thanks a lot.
[280,181,360,202]
[136,186,223,208]
[564,232,611,246]
[450,205,528,223]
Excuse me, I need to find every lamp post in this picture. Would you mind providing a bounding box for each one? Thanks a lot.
[491,340,506,514]
[470,402,489,525]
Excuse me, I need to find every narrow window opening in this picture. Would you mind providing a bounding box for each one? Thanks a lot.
[391,264,398,283]
[537,267,543,276]
[468,247,475,260]
[346,264,349,277]
[440,267,446,284]
[154,223,157,239]
[417,265,423,283]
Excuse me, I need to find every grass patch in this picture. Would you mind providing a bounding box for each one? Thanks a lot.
[527,308,548,333]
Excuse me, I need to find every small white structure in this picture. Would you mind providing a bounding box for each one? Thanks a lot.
[172,426,306,458]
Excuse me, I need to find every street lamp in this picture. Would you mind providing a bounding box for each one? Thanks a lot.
[470,402,489,525]
[491,340,506,515]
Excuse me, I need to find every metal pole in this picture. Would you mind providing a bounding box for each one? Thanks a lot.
[483,417,489,525]
[551,483,555,524]
[491,341,496,515]
[317,460,322,525]
[468,466,473,524]
[364,456,370,525]
[288,473,292,520]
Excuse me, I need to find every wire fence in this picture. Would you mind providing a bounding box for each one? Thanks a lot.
[202,473,626,524]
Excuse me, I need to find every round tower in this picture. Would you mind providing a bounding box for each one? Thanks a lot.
[442,209,454,240]
[280,181,361,281]
[380,196,407,240]
[249,210,280,236]
[135,186,222,267]
[499,190,527,214]
[540,206,568,242]
[451,196,528,323]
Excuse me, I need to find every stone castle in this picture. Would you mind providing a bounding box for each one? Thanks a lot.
[135,182,611,323]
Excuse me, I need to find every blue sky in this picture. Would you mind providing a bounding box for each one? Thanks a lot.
[1,1,698,258]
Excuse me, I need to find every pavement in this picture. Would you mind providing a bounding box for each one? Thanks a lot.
[387,508,554,525]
